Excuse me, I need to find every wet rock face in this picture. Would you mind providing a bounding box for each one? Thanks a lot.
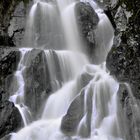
[61,90,85,136]
[106,44,140,84]
[0,0,20,46]
[105,0,140,139]
[75,2,99,57]
[8,2,26,47]
[118,84,140,140]
[0,134,11,140]
[0,36,15,46]
[23,49,52,117]
[102,0,140,97]
[0,49,21,100]
[0,0,20,28]
[61,90,93,137]
[0,49,22,139]
[0,0,32,47]
[106,35,140,100]
[0,101,23,139]
[23,49,65,118]
[0,49,20,81]
[61,71,93,137]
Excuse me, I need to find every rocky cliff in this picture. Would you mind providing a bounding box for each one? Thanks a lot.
[0,0,140,139]
[0,0,32,47]
[101,0,140,139]
[0,0,31,139]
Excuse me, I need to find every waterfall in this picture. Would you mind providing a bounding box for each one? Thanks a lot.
[9,0,127,140]
[81,0,114,63]
[9,48,32,126]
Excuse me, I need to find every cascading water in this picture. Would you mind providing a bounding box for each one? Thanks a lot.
[9,0,127,140]
[9,48,32,126]
[81,0,114,63]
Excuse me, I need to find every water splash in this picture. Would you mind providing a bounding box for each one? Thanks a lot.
[9,48,32,126]
[24,2,57,48]
[81,0,114,63]
[57,1,83,52]
[9,0,127,140]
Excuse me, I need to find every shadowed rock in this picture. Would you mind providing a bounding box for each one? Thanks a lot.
[0,49,20,81]
[0,49,20,100]
[75,2,99,57]
[117,84,140,140]
[61,90,85,136]
[0,134,11,140]
[0,101,23,139]
[61,71,93,137]
[23,49,52,118]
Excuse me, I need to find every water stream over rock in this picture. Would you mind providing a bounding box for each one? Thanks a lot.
[8,0,127,140]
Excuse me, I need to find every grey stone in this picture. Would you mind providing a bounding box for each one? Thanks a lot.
[23,49,52,118]
[0,101,23,139]
[61,71,93,137]
[75,2,99,58]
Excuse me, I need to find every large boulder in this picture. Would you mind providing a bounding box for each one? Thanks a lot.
[61,90,85,136]
[0,0,32,47]
[0,49,22,138]
[23,49,52,118]
[106,42,140,100]
[106,43,140,82]
[0,49,20,100]
[8,2,27,47]
[23,49,63,118]
[0,101,23,139]
[117,84,140,140]
[61,69,93,137]
[0,134,11,140]
[75,2,99,57]
[105,0,140,139]
[0,49,20,81]
[61,88,93,137]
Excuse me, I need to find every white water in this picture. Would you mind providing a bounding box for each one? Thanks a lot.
[81,0,114,63]
[24,1,57,48]
[57,0,83,52]
[74,64,123,140]
[10,0,126,140]
[11,64,125,140]
[44,50,88,86]
[9,48,32,126]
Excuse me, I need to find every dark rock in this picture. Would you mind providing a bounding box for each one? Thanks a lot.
[104,9,116,29]
[23,49,78,118]
[61,70,93,137]
[0,36,15,46]
[75,2,99,57]
[0,49,20,80]
[23,49,52,118]
[0,49,21,100]
[0,101,23,139]
[104,0,140,99]
[0,88,6,102]
[101,0,140,139]
[117,84,140,140]
[0,0,32,47]
[61,88,93,137]
[0,134,11,140]
[61,90,85,136]
[106,43,140,98]
[77,68,93,91]
[8,1,32,46]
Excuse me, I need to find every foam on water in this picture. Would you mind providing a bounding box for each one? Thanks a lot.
[10,0,127,140]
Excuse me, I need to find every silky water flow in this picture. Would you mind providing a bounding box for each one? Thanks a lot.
[9,0,127,140]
